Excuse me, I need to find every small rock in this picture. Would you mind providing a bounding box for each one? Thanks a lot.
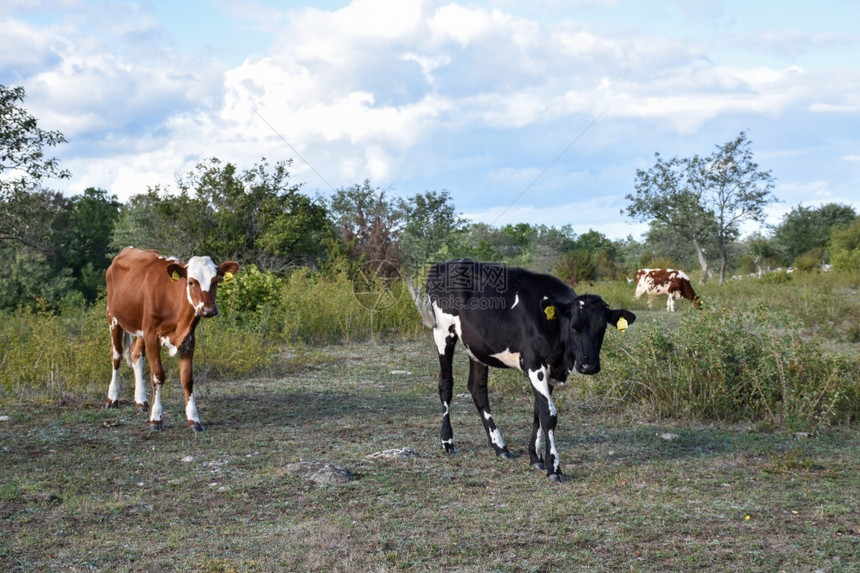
[285,461,353,484]
[658,433,680,441]
[180,455,196,463]
[366,447,418,459]
[0,415,10,422]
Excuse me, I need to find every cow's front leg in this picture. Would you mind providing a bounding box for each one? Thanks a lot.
[467,359,512,458]
[528,366,564,482]
[435,327,457,453]
[179,339,204,432]
[146,339,166,431]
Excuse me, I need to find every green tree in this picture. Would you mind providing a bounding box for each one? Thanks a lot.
[55,187,121,302]
[626,132,776,283]
[0,84,70,192]
[700,132,776,283]
[772,203,857,266]
[397,190,464,274]
[1,85,71,254]
[113,158,329,272]
[626,152,717,282]
[829,216,860,272]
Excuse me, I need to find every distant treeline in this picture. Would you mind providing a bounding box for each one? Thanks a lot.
[0,156,858,314]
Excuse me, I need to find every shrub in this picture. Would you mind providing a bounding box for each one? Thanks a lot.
[597,303,859,430]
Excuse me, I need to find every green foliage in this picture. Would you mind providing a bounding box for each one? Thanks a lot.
[758,270,793,284]
[398,190,464,274]
[792,247,827,272]
[773,203,857,266]
[829,216,860,272]
[627,132,776,283]
[111,158,330,270]
[553,250,595,285]
[0,84,70,192]
[0,303,105,403]
[600,304,859,431]
[0,246,75,312]
[277,268,421,344]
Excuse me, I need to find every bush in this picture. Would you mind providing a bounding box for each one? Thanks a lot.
[597,303,859,430]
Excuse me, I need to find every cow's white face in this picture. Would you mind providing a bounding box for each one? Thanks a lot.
[185,256,220,317]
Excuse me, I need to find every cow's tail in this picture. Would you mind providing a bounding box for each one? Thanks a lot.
[407,277,436,328]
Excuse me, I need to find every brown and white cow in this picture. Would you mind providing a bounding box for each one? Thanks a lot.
[633,268,701,312]
[105,247,239,431]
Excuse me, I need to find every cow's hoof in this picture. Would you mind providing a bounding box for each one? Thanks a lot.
[104,400,119,409]
[531,461,546,471]
[149,420,164,431]
[497,449,514,459]
[188,421,205,432]
[547,473,567,483]
[442,445,457,455]
[135,402,149,414]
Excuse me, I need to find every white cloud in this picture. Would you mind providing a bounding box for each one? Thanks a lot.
[3,0,858,242]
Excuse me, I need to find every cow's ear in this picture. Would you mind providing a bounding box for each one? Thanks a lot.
[608,309,636,331]
[540,298,570,321]
[166,262,187,282]
[218,261,240,282]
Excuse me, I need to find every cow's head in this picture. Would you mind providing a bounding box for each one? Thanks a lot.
[543,294,636,377]
[167,257,240,318]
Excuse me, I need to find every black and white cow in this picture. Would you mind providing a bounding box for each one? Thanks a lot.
[412,260,636,482]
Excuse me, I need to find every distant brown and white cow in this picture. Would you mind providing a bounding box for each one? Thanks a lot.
[105,247,239,431]
[633,268,701,312]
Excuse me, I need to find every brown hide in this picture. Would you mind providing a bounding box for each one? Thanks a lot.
[106,248,197,351]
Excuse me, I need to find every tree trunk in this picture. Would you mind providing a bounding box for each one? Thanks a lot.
[693,238,709,283]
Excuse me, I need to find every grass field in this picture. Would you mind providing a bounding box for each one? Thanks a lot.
[1,340,857,572]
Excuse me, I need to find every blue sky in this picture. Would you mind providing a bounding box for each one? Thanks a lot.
[2,0,858,240]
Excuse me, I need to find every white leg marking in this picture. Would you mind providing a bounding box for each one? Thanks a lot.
[547,429,561,473]
[528,367,557,417]
[107,369,120,402]
[151,384,163,422]
[185,393,200,423]
[132,354,147,405]
[534,425,544,455]
[441,401,450,418]
[482,410,506,449]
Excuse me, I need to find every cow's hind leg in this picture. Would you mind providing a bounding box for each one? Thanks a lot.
[529,398,545,470]
[467,359,512,458]
[435,324,457,453]
[105,319,125,408]
[130,336,149,413]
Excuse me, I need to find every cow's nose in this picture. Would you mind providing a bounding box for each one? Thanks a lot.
[577,362,600,375]
[201,306,219,318]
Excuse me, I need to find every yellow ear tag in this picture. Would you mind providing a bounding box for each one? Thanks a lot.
[171,270,181,282]
[223,271,234,283]
[616,317,628,331]
[544,305,556,320]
